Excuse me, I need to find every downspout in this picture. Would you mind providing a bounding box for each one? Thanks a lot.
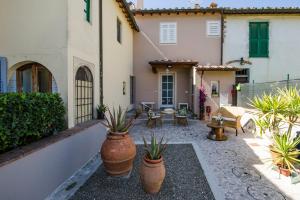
[99,0,103,104]
[220,10,224,65]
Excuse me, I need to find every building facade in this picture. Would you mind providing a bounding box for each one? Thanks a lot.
[0,0,138,127]
[223,9,300,84]
[133,8,237,116]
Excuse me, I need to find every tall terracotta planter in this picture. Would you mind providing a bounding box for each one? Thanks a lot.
[100,131,136,176]
[140,156,166,194]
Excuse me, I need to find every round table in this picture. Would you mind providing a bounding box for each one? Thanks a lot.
[207,123,227,141]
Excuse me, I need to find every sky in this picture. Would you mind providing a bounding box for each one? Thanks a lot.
[131,0,300,8]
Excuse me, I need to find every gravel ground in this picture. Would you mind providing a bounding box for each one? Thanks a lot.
[70,144,215,200]
[130,119,299,200]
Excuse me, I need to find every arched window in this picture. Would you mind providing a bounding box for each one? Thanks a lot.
[75,66,94,124]
[16,63,53,93]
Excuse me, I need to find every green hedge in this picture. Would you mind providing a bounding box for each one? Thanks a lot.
[0,93,66,153]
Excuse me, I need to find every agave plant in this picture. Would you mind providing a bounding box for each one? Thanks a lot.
[101,106,134,133]
[143,133,167,160]
[271,132,300,172]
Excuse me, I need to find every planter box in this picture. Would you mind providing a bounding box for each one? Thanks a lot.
[0,121,107,200]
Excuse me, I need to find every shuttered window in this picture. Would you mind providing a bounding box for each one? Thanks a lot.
[207,21,221,37]
[84,0,91,22]
[249,22,269,57]
[0,57,7,93]
[160,22,177,44]
[117,18,122,43]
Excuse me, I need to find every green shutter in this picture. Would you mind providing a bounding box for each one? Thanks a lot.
[249,23,258,57]
[259,22,269,57]
[249,22,269,57]
[84,0,91,22]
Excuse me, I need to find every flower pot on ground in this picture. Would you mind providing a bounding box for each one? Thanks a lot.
[96,104,107,120]
[100,106,136,176]
[140,134,167,194]
[269,133,300,176]
[251,87,300,176]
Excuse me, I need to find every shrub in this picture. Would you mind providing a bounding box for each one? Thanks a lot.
[0,93,66,153]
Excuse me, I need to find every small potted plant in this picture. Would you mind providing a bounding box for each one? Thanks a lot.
[100,106,136,176]
[270,133,300,177]
[215,113,224,126]
[96,104,107,120]
[140,133,167,194]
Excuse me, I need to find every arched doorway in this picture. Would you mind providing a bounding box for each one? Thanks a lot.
[16,63,55,93]
[75,66,94,124]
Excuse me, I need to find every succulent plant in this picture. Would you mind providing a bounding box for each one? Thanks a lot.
[97,104,107,113]
[143,133,167,160]
[271,132,300,172]
[101,106,134,133]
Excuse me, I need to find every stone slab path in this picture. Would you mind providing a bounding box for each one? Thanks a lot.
[130,119,300,200]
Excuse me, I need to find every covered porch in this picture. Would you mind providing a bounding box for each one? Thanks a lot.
[145,59,198,112]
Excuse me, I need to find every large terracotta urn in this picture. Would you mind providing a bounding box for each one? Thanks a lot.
[140,156,166,194]
[100,131,136,176]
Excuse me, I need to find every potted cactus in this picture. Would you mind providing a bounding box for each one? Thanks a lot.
[140,133,167,194]
[100,106,136,176]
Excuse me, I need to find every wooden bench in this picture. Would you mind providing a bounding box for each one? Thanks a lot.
[211,106,245,136]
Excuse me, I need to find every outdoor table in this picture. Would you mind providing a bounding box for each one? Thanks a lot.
[207,123,227,141]
[160,109,176,125]
[175,115,188,126]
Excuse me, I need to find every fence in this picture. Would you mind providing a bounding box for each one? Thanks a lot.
[237,79,300,108]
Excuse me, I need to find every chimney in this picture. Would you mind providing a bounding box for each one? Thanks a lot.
[136,0,144,9]
[194,3,200,9]
[128,2,135,10]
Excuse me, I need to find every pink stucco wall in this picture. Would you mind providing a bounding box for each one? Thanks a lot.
[133,12,235,115]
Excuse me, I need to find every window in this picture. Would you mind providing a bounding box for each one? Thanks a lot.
[207,21,221,37]
[249,22,269,57]
[16,63,52,93]
[117,18,122,43]
[84,0,91,22]
[236,69,250,83]
[160,22,177,44]
[75,66,94,124]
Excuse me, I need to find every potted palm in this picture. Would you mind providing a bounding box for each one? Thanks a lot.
[140,133,167,194]
[271,133,300,176]
[96,104,107,120]
[251,87,300,176]
[100,106,136,176]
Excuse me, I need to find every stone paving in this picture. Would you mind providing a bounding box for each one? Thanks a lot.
[70,144,215,200]
[130,119,300,200]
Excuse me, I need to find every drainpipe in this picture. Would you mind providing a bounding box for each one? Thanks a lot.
[99,0,103,105]
[220,10,224,65]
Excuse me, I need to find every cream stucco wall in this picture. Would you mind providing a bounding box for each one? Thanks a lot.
[102,0,134,110]
[223,15,300,83]
[67,0,100,127]
[0,0,101,128]
[0,0,68,104]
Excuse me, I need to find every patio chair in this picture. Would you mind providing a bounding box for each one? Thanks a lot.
[147,110,162,128]
[174,108,188,126]
[211,106,245,136]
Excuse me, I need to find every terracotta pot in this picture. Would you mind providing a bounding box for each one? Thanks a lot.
[140,156,166,194]
[278,167,291,177]
[100,131,136,176]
